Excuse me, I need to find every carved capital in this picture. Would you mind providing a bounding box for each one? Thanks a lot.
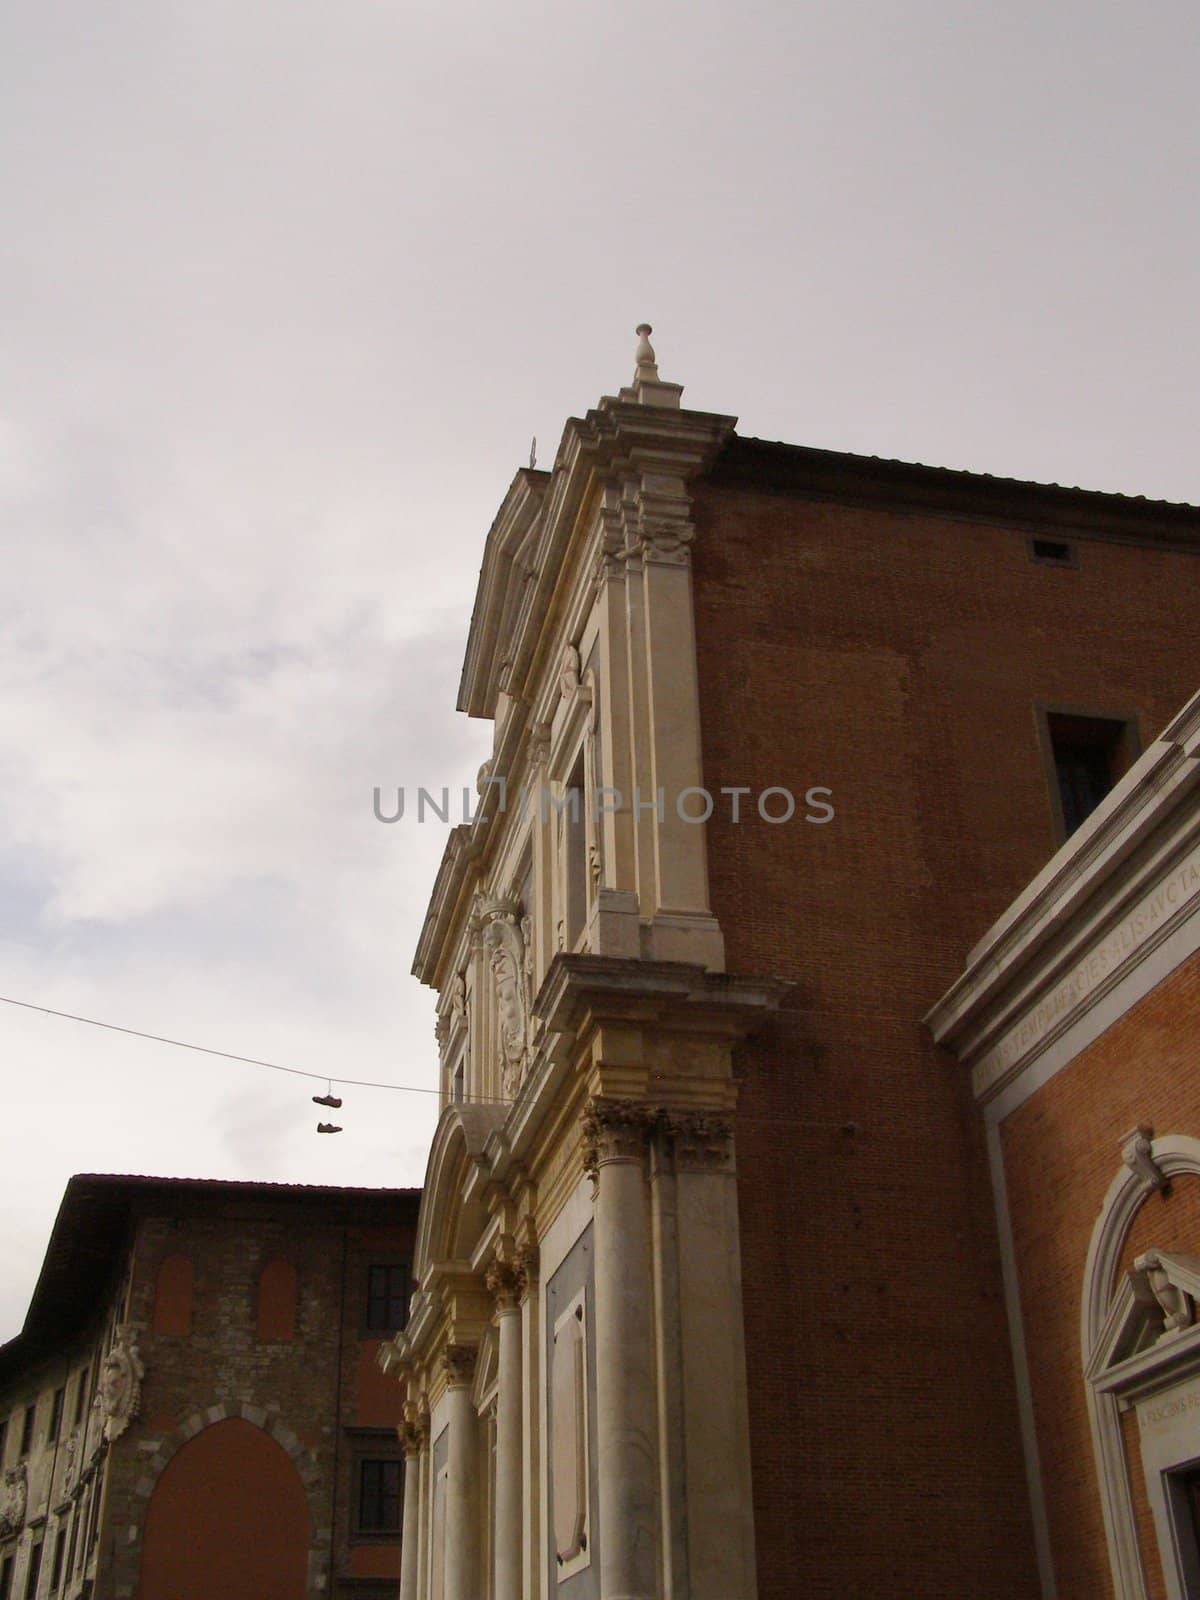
[516,1242,540,1296]
[485,1258,523,1312]
[398,1416,429,1457]
[661,1109,735,1171]
[581,1097,658,1178]
[442,1344,477,1388]
[1121,1125,1169,1193]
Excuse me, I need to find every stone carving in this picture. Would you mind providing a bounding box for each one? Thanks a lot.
[485,1258,523,1311]
[0,1464,26,1537]
[1121,1125,1168,1192]
[62,1434,78,1496]
[474,895,529,1099]
[663,1109,735,1171]
[398,1416,429,1457]
[516,1241,540,1294]
[94,1325,144,1443]
[559,645,581,702]
[450,972,467,1032]
[442,1344,477,1387]
[581,1098,659,1178]
[1135,1251,1195,1337]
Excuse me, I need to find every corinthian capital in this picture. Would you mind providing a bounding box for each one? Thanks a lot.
[662,1109,735,1171]
[398,1416,428,1457]
[442,1344,477,1388]
[581,1097,659,1178]
[485,1258,523,1312]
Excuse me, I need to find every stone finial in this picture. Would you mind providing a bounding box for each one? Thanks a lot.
[618,322,684,410]
[634,323,659,381]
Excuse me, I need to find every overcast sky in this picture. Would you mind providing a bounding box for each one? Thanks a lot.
[1,0,1197,1339]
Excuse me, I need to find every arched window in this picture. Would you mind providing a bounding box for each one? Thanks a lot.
[152,1255,194,1337]
[256,1259,298,1343]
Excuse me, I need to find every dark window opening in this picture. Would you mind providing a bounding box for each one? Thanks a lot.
[1046,712,1135,839]
[73,1365,89,1426]
[366,1264,409,1332]
[19,1405,34,1456]
[50,1528,66,1592]
[47,1386,64,1445]
[1031,537,1074,565]
[563,749,588,950]
[23,1542,42,1600]
[357,1458,402,1532]
[0,1555,12,1600]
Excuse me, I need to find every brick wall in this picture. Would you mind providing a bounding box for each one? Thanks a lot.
[97,1190,416,1600]
[1001,949,1200,1599]
[690,449,1200,1598]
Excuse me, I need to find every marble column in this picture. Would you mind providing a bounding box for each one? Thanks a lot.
[398,1417,426,1600]
[487,1262,524,1600]
[586,1098,658,1600]
[443,1346,479,1600]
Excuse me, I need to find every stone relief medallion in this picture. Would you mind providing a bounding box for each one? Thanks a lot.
[0,1463,26,1536]
[94,1324,144,1443]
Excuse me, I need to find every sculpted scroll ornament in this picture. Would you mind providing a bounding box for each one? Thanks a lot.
[0,1464,26,1537]
[94,1325,144,1443]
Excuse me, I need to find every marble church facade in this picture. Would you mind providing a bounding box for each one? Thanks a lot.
[382,330,1200,1599]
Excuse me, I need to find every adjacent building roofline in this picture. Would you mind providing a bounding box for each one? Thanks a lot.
[0,1173,420,1386]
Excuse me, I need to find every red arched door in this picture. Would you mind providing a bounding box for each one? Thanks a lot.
[138,1417,310,1600]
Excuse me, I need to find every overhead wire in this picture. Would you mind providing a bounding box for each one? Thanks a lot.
[0,992,861,1131]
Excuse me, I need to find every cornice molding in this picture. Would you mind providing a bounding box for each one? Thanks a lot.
[926,688,1200,1105]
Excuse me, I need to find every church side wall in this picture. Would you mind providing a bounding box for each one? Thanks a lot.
[689,464,1200,1599]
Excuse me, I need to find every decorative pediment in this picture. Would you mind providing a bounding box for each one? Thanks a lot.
[1087,1251,1200,1390]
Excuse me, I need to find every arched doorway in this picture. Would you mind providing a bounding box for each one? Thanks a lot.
[138,1417,311,1600]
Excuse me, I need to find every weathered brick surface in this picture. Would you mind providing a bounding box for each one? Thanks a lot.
[1001,950,1200,1600]
[97,1188,416,1600]
[690,453,1200,1599]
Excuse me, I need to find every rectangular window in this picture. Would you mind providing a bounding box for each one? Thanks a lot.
[0,1556,12,1600]
[365,1265,409,1332]
[23,1542,41,1600]
[50,1529,65,1593]
[357,1458,403,1532]
[1044,711,1137,839]
[64,1508,78,1589]
[47,1387,64,1446]
[73,1365,88,1427]
[20,1406,34,1456]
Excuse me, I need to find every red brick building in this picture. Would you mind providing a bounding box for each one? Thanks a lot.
[0,1175,417,1600]
[688,440,1200,1597]
[930,688,1200,1599]
[384,328,1200,1600]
